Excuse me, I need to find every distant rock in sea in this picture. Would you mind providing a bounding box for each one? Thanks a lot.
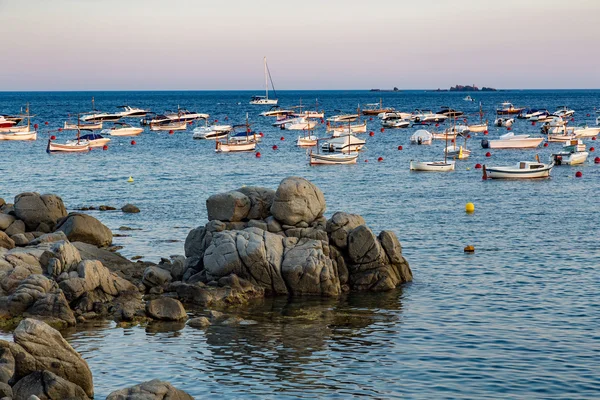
[370,87,400,92]
[429,85,498,92]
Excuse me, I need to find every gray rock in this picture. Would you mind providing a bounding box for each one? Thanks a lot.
[145,297,187,321]
[40,241,81,277]
[0,346,15,384]
[106,379,193,400]
[11,319,94,398]
[0,214,15,231]
[206,191,250,222]
[0,232,15,250]
[10,234,31,247]
[237,186,276,220]
[14,193,67,232]
[12,370,89,400]
[55,213,112,247]
[5,220,25,237]
[378,230,403,264]
[187,316,210,329]
[28,231,68,246]
[121,204,140,213]
[270,177,326,226]
[0,381,10,398]
[326,212,366,249]
[347,225,381,265]
[142,266,172,288]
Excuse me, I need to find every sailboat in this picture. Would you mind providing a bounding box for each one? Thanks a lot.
[0,104,37,141]
[444,117,471,159]
[468,102,488,133]
[296,120,319,147]
[250,57,278,105]
[410,120,456,172]
[310,136,359,165]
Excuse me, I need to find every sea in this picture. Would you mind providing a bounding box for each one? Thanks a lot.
[0,90,599,398]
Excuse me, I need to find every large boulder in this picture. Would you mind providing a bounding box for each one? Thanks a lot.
[13,193,67,231]
[54,213,112,247]
[206,191,250,222]
[4,220,25,237]
[106,379,193,400]
[145,298,187,321]
[326,212,366,249]
[0,214,15,231]
[12,370,90,400]
[10,318,94,398]
[142,266,172,288]
[270,177,326,226]
[0,232,15,250]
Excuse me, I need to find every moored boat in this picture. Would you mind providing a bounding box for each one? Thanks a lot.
[64,120,103,130]
[192,124,233,140]
[410,129,433,145]
[103,122,144,136]
[69,133,110,148]
[309,152,358,165]
[321,134,365,152]
[496,102,525,115]
[551,139,588,165]
[410,160,455,172]
[250,57,278,105]
[362,99,394,115]
[482,159,553,179]
[481,132,543,149]
[149,119,187,132]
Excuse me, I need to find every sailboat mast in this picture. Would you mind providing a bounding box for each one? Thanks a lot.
[264,57,268,100]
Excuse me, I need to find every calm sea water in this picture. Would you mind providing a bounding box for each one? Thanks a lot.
[1,90,599,398]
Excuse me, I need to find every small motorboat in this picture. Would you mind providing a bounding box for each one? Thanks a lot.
[329,121,367,136]
[46,138,90,153]
[149,120,187,132]
[378,111,412,120]
[496,102,525,115]
[321,134,365,152]
[261,106,294,117]
[467,123,488,133]
[482,159,553,179]
[64,120,103,130]
[551,140,588,165]
[362,99,394,115]
[411,109,448,123]
[410,129,433,145]
[68,133,110,148]
[117,105,150,118]
[553,106,575,118]
[309,152,358,165]
[437,106,464,117]
[410,160,455,172]
[103,122,144,136]
[494,117,514,127]
[0,131,37,141]
[192,124,233,140]
[283,117,317,131]
[297,135,318,147]
[0,115,20,128]
[327,114,359,123]
[382,119,410,128]
[464,95,474,102]
[215,116,258,152]
[481,132,543,149]
[571,124,600,138]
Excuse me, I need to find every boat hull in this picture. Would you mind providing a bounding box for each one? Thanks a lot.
[215,141,257,152]
[410,161,455,172]
[47,141,90,153]
[108,128,144,136]
[467,124,488,132]
[0,131,37,141]
[483,164,553,179]
[481,137,543,149]
[552,152,588,165]
[309,153,358,165]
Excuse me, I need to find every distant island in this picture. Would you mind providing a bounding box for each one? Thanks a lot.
[370,87,400,92]
[428,85,498,92]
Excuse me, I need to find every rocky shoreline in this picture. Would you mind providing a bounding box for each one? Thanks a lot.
[0,176,412,399]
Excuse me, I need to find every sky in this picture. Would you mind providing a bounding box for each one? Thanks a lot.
[0,0,599,90]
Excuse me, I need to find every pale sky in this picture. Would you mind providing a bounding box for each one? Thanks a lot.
[1,0,598,90]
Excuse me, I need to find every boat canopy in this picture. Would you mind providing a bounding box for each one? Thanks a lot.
[80,133,104,140]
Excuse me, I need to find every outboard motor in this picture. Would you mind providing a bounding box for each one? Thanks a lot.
[553,154,563,165]
[481,139,489,149]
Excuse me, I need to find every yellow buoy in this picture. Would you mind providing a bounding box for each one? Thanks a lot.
[127,176,134,183]
[465,202,475,213]
[464,245,475,253]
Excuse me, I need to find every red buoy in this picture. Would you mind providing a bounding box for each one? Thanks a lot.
[169,130,174,134]
[188,121,193,125]
[215,119,218,123]
[44,122,49,125]
[255,152,261,158]
[463,118,467,123]
[592,137,597,141]
[50,135,56,140]
[131,140,136,145]
[272,145,278,150]
[485,152,491,157]
[280,136,285,141]
[575,171,583,178]
[34,124,38,129]
[507,127,512,131]
[320,118,324,124]
[532,121,536,126]
[435,123,439,128]
[451,138,455,143]
[594,157,600,164]
[543,142,548,147]
[397,145,403,150]
[364,159,368,162]
[475,163,482,169]
[590,147,595,152]
[467,134,471,139]
[369,117,373,121]
[484,130,488,135]
[259,132,263,136]
[58,128,63,132]
[587,114,590,117]
[378,157,383,162]
[369,132,375,137]
[102,145,108,151]
[571,118,575,122]
[380,128,385,133]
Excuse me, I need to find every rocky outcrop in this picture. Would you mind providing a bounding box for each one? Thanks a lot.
[55,213,112,247]
[13,193,67,232]
[106,379,194,400]
[178,176,412,304]
[12,370,89,400]
[121,203,140,213]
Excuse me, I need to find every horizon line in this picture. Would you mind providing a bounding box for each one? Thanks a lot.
[2,88,600,93]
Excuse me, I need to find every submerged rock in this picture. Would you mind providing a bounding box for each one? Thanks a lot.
[106,379,193,400]
[121,204,140,214]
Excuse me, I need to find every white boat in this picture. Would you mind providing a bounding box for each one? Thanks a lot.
[410,129,433,145]
[149,120,187,132]
[102,122,144,136]
[68,132,110,148]
[547,132,577,142]
[382,119,410,128]
[496,102,524,115]
[481,132,543,149]
[411,109,448,123]
[215,115,258,152]
[327,114,359,123]
[432,130,457,140]
[467,123,488,132]
[0,116,17,129]
[250,57,278,105]
[283,117,317,131]
[494,117,514,127]
[117,105,150,118]
[551,140,588,165]
[192,124,233,140]
[309,152,358,165]
[571,124,600,138]
[46,138,90,153]
[464,95,474,102]
[0,131,37,141]
[378,111,412,120]
[553,106,575,118]
[529,111,552,122]
[261,107,293,117]
[297,135,318,147]
[165,109,209,122]
[64,120,103,130]
[445,145,471,159]
[293,110,324,119]
[482,160,553,179]
[362,99,394,115]
[410,160,455,172]
[321,134,365,152]
[329,121,367,135]
[0,124,29,133]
